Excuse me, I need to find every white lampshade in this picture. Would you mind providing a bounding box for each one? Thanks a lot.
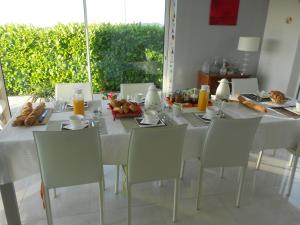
[237,36,260,52]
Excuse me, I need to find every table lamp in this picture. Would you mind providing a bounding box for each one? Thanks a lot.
[237,36,260,75]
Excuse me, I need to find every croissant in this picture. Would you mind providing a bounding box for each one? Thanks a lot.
[12,102,33,126]
[238,96,267,113]
[24,102,46,126]
[270,90,285,104]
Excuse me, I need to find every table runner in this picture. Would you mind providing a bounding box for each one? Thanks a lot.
[181,113,208,127]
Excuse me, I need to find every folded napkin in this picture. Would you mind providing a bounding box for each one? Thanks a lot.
[238,96,267,113]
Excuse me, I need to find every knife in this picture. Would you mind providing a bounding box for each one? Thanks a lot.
[38,109,49,123]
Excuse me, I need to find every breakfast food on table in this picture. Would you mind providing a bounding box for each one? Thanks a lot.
[270,90,285,104]
[23,102,46,126]
[12,102,33,126]
[110,99,138,114]
[238,95,267,113]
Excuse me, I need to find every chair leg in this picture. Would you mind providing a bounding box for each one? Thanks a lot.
[53,188,57,198]
[288,154,294,168]
[44,188,53,225]
[102,168,106,191]
[180,160,185,179]
[236,166,246,208]
[158,180,163,187]
[287,154,298,197]
[256,150,263,170]
[173,179,179,223]
[196,166,204,210]
[127,184,132,225]
[220,167,224,178]
[99,182,104,225]
[115,165,119,194]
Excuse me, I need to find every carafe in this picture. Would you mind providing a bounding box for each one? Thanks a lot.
[73,88,84,115]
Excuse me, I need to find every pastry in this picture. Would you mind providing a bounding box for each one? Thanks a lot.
[238,96,267,113]
[24,102,46,126]
[12,102,33,126]
[270,90,285,104]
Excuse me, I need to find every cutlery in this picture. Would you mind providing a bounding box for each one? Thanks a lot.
[38,109,49,123]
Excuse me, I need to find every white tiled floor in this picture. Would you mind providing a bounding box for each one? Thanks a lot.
[1,149,300,225]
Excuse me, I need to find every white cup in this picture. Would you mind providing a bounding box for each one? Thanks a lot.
[143,110,159,124]
[136,93,144,103]
[205,106,219,119]
[69,115,84,129]
[296,101,300,113]
[172,103,182,117]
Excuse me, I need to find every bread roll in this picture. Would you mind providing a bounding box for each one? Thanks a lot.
[12,102,33,126]
[24,102,46,126]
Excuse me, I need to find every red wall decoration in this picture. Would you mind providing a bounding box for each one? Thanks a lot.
[209,0,240,26]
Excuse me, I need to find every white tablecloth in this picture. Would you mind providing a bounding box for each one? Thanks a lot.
[0,101,299,185]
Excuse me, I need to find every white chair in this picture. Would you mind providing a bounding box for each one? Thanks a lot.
[126,125,187,225]
[286,147,299,196]
[55,82,93,102]
[33,128,104,225]
[114,82,154,194]
[120,83,154,99]
[196,117,261,209]
[231,78,259,95]
[256,146,299,197]
[0,64,11,129]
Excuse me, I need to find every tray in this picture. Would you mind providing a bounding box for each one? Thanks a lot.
[285,107,300,116]
[108,103,143,120]
[135,117,166,128]
[194,113,212,124]
[13,108,53,127]
[61,121,90,130]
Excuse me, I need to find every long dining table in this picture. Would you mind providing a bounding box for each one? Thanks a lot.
[0,98,299,225]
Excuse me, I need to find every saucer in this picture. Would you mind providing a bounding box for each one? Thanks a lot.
[61,121,89,130]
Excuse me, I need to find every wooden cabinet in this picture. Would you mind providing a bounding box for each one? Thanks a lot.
[197,71,251,94]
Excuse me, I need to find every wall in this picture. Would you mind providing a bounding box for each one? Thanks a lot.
[172,0,269,90]
[257,0,300,96]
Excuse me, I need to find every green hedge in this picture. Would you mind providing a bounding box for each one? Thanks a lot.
[0,23,164,97]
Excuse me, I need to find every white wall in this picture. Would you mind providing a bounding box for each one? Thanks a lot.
[257,0,300,96]
[172,0,269,90]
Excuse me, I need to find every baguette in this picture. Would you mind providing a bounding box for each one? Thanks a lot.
[24,102,46,126]
[238,95,267,113]
[12,102,33,126]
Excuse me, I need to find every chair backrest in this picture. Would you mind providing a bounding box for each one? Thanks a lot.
[120,83,154,99]
[0,64,11,129]
[55,82,93,102]
[127,124,187,184]
[231,78,259,95]
[33,128,102,188]
[201,117,261,168]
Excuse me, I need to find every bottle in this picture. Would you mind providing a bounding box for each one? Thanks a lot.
[73,88,85,115]
[219,59,227,75]
[190,88,198,104]
[198,85,209,112]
